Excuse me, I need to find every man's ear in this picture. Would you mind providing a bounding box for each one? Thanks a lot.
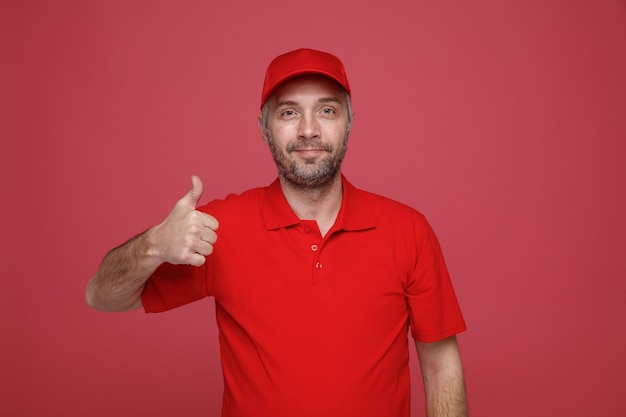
[258,113,269,143]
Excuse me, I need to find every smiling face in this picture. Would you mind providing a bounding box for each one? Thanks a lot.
[259,75,352,190]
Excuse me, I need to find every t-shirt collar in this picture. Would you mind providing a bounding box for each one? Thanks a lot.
[262,174,376,232]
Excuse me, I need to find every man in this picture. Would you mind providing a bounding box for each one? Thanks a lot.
[86,48,468,417]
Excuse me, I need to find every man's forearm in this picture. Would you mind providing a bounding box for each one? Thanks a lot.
[85,229,161,312]
[423,365,468,417]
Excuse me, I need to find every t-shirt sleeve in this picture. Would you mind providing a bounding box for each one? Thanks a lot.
[141,262,209,313]
[406,219,467,342]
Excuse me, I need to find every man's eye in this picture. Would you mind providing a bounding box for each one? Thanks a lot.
[322,108,335,115]
[281,110,295,117]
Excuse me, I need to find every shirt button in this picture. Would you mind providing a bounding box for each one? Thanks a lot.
[311,244,318,252]
[303,227,311,234]
[315,262,323,269]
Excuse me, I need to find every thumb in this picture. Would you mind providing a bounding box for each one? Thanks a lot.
[181,175,204,208]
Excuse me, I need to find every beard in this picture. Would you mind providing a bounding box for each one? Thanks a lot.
[267,134,349,190]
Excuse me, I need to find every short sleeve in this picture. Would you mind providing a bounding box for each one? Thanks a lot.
[141,262,209,313]
[406,220,467,342]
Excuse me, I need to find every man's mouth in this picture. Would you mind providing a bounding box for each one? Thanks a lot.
[293,148,326,158]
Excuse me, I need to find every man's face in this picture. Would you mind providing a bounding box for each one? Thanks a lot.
[260,75,351,190]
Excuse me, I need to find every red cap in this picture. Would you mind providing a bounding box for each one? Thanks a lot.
[260,48,351,110]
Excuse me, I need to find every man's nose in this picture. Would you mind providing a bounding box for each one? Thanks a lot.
[297,112,320,140]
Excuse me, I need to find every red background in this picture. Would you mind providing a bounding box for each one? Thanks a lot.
[2,1,625,416]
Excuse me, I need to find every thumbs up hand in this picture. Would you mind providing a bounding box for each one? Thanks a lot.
[148,176,219,266]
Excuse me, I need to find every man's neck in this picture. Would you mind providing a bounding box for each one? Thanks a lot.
[279,174,343,237]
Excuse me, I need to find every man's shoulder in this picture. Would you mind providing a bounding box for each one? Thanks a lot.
[197,184,269,216]
[349,183,428,224]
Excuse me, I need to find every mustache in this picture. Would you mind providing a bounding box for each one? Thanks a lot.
[287,140,333,153]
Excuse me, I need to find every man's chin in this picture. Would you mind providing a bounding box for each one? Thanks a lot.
[285,167,340,189]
